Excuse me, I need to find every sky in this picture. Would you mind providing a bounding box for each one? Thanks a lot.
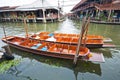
[0,0,80,13]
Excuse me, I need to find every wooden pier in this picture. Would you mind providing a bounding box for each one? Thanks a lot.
[0,17,59,23]
[90,20,120,25]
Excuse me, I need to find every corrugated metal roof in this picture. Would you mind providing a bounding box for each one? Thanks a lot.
[97,3,120,10]
[0,6,18,12]
[16,0,58,11]
[71,0,120,12]
[71,0,87,11]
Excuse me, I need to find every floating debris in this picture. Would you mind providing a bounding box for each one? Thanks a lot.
[0,59,21,73]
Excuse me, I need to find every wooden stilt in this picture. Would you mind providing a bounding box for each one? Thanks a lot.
[108,10,112,21]
[42,8,46,23]
[58,0,60,21]
[97,10,100,19]
[41,0,46,23]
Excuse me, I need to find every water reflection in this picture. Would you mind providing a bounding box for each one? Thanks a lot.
[55,18,79,34]
[6,47,101,80]
[90,48,113,58]
[0,18,120,80]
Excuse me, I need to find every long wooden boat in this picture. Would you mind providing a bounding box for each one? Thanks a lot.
[30,32,104,48]
[2,36,91,60]
[2,36,105,62]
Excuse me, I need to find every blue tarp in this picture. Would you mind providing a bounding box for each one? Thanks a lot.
[31,43,41,49]
[41,47,48,51]
[48,33,54,37]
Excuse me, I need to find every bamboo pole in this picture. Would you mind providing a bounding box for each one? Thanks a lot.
[2,26,12,55]
[23,18,29,38]
[73,17,87,65]
[83,17,90,47]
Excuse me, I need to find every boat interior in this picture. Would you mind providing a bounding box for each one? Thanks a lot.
[6,36,89,56]
[30,32,104,44]
[32,32,103,39]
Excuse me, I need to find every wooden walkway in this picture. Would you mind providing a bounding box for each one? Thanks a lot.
[90,20,120,25]
[0,17,59,23]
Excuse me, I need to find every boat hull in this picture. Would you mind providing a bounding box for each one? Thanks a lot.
[3,42,90,60]
[2,36,90,60]
[31,38,103,48]
[30,32,104,48]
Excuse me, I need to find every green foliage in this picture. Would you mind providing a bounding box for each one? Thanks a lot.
[0,59,21,73]
[99,12,107,21]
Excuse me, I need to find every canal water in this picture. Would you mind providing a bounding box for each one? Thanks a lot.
[0,18,120,80]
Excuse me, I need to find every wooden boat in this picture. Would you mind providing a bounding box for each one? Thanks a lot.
[33,32,104,39]
[30,32,104,48]
[2,36,92,60]
[2,36,105,62]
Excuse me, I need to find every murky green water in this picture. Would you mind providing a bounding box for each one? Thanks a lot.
[0,18,120,80]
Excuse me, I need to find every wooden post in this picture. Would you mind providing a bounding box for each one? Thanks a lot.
[83,17,90,47]
[58,0,60,21]
[42,8,46,23]
[86,10,88,17]
[41,0,46,23]
[2,26,12,55]
[58,10,60,21]
[73,17,86,65]
[23,18,29,38]
[108,10,112,21]
[97,10,101,19]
